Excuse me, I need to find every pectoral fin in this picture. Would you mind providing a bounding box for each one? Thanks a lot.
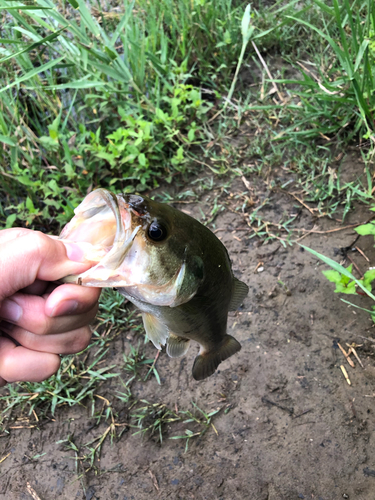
[142,313,169,350]
[166,333,190,358]
[228,277,249,311]
[192,334,241,381]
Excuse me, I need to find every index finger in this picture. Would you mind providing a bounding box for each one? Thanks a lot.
[0,228,31,244]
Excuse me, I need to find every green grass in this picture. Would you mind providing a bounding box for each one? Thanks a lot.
[0,0,259,229]
[54,399,222,478]
[5,0,373,230]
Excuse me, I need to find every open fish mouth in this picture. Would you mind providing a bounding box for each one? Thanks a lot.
[59,189,140,286]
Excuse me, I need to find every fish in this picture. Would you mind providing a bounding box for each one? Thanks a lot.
[59,188,249,380]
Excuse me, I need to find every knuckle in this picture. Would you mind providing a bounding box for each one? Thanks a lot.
[38,320,51,336]
[26,231,51,260]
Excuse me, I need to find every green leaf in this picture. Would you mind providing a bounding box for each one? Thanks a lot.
[334,281,356,294]
[27,79,107,90]
[241,4,252,41]
[340,264,352,285]
[0,39,23,44]
[252,27,275,40]
[0,135,16,146]
[138,153,146,167]
[88,59,131,83]
[76,0,101,38]
[51,395,58,416]
[153,368,161,385]
[354,39,370,74]
[48,114,60,142]
[0,6,52,10]
[188,128,195,142]
[312,0,334,16]
[363,269,375,290]
[354,223,375,236]
[340,299,375,315]
[104,46,118,60]
[110,1,135,47]
[26,196,36,213]
[322,269,341,284]
[66,0,78,8]
[16,176,37,187]
[5,213,17,229]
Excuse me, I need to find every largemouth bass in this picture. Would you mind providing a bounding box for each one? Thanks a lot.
[60,188,248,380]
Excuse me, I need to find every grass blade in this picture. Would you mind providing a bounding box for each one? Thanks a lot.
[300,244,375,301]
[0,28,65,64]
[0,56,64,94]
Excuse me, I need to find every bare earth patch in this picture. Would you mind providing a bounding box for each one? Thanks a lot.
[2,162,375,500]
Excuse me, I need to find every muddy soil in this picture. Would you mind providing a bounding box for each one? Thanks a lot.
[2,162,375,500]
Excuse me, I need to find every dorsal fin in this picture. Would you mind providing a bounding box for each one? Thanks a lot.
[166,333,190,358]
[228,277,249,311]
[142,313,169,350]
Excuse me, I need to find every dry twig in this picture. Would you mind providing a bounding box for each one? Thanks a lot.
[0,453,10,464]
[337,343,355,368]
[26,483,42,500]
[287,192,317,216]
[149,470,159,492]
[355,246,370,263]
[346,343,364,369]
[251,41,285,103]
[346,254,363,279]
[340,365,351,385]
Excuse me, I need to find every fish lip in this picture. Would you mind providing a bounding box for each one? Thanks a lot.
[60,188,138,286]
[99,189,133,245]
[59,188,131,245]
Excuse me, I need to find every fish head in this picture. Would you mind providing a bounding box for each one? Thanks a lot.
[60,189,204,307]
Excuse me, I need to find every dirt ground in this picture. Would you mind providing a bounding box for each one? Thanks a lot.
[2,156,375,500]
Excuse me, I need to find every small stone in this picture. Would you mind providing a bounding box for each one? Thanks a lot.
[342,494,349,499]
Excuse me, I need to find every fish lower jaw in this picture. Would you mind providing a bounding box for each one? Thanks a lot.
[61,271,126,287]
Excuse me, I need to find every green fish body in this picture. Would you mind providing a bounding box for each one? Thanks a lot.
[60,189,248,380]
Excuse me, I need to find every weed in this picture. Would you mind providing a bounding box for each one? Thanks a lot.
[130,401,180,443]
[170,402,220,452]
[303,210,375,322]
[0,349,120,428]
[122,342,153,384]
[0,0,255,230]
[260,0,375,143]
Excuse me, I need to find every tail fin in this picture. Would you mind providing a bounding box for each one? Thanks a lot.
[192,335,241,381]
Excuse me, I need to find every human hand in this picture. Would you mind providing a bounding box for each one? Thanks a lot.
[0,228,101,387]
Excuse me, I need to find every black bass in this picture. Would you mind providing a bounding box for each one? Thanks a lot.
[60,189,248,380]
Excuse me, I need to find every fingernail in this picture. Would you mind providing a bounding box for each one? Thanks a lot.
[0,299,22,323]
[50,299,79,318]
[63,242,87,262]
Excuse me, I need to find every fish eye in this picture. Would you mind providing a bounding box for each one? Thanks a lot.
[148,221,167,242]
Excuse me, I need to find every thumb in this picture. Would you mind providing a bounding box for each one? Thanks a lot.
[0,229,93,301]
